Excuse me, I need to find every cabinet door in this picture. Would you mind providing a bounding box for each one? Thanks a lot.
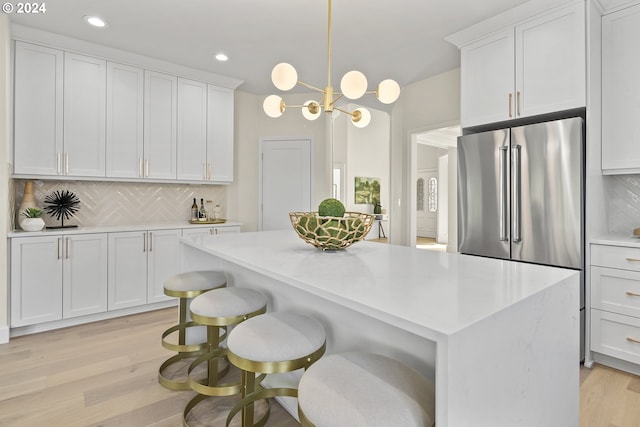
[62,234,108,318]
[106,62,144,178]
[177,78,208,181]
[460,29,515,128]
[10,236,63,326]
[515,2,585,118]
[602,4,640,172]
[207,86,234,182]
[108,231,148,310]
[147,229,181,303]
[63,53,107,177]
[144,71,177,180]
[13,42,63,175]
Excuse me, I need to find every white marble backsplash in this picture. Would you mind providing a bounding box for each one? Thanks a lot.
[13,180,227,229]
[605,174,640,234]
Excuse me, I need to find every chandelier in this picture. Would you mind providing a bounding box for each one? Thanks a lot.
[262,0,400,128]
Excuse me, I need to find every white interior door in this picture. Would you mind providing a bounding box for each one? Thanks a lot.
[417,170,437,238]
[260,138,312,231]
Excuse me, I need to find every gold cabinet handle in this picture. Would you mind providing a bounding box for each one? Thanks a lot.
[628,337,640,345]
[626,291,640,297]
[516,91,521,116]
[65,153,69,175]
[626,257,640,262]
[508,93,513,118]
[57,237,62,259]
[57,153,62,175]
[143,232,147,252]
[65,237,69,259]
[149,232,153,252]
[138,158,143,177]
[145,159,149,177]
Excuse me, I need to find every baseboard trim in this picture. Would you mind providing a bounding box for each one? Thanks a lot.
[0,325,9,344]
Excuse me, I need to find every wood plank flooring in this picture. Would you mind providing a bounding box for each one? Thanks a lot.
[1,308,639,426]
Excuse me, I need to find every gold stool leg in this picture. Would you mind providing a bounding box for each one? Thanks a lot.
[242,369,255,427]
[178,297,187,346]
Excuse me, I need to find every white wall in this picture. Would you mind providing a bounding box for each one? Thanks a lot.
[227,91,330,231]
[0,14,10,343]
[389,69,461,246]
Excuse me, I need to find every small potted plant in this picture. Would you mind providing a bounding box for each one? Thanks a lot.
[20,207,45,232]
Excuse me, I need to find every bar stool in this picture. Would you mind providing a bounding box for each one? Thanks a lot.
[225,312,327,427]
[158,270,227,390]
[297,352,436,427]
[183,287,268,426]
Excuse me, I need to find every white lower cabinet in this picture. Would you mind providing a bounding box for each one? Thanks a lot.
[11,234,107,327]
[591,244,640,367]
[63,234,108,318]
[147,229,181,303]
[108,229,181,309]
[108,231,148,310]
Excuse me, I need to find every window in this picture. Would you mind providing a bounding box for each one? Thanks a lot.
[416,178,424,211]
[428,177,438,212]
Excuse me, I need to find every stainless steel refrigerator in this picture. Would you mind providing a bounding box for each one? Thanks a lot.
[458,117,584,355]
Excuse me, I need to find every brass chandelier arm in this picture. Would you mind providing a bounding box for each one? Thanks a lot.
[332,106,356,117]
[297,81,325,93]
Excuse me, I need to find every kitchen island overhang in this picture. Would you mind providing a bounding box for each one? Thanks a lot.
[181,230,580,427]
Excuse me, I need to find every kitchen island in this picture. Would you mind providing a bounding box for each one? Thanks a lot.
[181,230,580,427]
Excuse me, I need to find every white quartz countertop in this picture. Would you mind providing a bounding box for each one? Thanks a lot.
[591,233,640,248]
[182,230,578,339]
[8,221,242,237]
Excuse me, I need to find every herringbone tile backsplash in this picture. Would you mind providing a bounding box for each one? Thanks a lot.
[13,180,227,229]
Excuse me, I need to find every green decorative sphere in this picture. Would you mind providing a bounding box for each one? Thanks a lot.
[318,198,345,217]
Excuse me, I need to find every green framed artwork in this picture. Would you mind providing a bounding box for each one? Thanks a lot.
[355,177,380,204]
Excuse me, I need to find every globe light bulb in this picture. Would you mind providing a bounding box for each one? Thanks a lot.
[302,101,321,120]
[376,79,401,104]
[271,63,298,91]
[340,70,368,100]
[351,108,371,128]
[263,95,285,118]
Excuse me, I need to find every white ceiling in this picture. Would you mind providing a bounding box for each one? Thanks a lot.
[10,0,539,95]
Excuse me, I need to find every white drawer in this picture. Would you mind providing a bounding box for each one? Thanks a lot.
[591,244,640,272]
[591,266,640,318]
[591,309,640,365]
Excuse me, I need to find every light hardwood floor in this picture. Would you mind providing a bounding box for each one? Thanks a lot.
[1,308,639,426]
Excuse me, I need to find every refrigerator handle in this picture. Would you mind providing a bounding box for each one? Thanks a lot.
[513,145,522,243]
[499,146,509,242]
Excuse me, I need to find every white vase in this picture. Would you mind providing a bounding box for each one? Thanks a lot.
[20,217,45,232]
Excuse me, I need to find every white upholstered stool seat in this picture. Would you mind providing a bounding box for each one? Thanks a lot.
[226,312,327,427]
[298,352,436,427]
[183,287,267,427]
[164,270,227,296]
[158,270,227,391]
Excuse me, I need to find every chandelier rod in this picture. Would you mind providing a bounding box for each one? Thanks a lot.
[327,0,332,89]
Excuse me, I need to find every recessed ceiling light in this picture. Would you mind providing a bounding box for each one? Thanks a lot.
[215,53,229,62]
[83,15,109,28]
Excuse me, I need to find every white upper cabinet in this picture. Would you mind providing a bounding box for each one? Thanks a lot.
[207,86,234,183]
[461,30,515,127]
[602,3,640,174]
[144,71,178,180]
[13,42,63,175]
[106,62,144,178]
[514,4,585,118]
[459,2,585,128]
[12,39,235,183]
[63,53,107,177]
[177,78,208,181]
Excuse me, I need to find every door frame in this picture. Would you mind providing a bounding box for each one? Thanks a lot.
[407,121,459,249]
[257,136,314,231]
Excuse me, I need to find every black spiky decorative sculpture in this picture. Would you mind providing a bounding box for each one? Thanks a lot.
[44,190,80,229]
